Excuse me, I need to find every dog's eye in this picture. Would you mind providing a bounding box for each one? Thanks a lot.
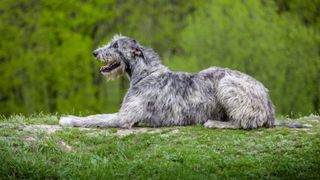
[113,42,118,48]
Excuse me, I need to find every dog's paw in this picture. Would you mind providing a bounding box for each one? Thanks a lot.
[59,116,79,127]
[204,120,237,129]
[303,124,313,128]
[204,120,215,128]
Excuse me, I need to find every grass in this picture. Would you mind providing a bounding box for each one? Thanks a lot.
[0,114,319,179]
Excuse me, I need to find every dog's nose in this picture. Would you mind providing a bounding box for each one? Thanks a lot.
[93,51,98,57]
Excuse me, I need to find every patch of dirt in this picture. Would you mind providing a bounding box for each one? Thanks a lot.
[23,125,62,135]
[148,129,163,134]
[57,141,72,152]
[116,128,149,137]
[167,129,179,135]
[24,136,36,142]
[21,124,180,137]
[307,132,317,135]
[116,128,179,137]
[22,124,91,135]
[160,129,180,138]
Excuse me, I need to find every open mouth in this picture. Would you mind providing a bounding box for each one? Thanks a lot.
[100,61,121,73]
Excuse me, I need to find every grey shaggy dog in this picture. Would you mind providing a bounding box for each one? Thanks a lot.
[59,35,307,129]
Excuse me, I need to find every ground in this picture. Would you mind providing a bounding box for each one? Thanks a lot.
[0,114,319,179]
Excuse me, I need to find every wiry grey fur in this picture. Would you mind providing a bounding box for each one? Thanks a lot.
[59,35,306,129]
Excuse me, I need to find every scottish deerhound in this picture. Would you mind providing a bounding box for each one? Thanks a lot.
[59,35,307,129]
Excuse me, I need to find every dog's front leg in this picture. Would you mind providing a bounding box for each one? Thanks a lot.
[59,113,120,128]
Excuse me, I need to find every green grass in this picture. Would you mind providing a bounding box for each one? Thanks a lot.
[0,114,319,179]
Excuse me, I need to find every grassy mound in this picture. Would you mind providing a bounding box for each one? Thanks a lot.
[0,114,319,179]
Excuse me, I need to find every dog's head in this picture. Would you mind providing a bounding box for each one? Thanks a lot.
[93,35,144,80]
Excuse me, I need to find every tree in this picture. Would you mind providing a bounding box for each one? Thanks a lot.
[172,0,319,116]
[0,0,204,115]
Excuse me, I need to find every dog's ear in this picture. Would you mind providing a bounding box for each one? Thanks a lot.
[132,47,144,58]
[130,39,144,58]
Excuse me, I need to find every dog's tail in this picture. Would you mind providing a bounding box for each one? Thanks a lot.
[274,121,312,128]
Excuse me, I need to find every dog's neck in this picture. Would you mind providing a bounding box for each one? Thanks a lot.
[124,47,170,85]
[127,58,169,86]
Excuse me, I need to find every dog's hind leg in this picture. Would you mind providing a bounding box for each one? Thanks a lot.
[59,113,119,128]
[203,120,238,129]
[216,75,275,129]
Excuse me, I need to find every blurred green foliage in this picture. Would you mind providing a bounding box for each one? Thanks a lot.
[0,0,319,116]
[171,0,320,116]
